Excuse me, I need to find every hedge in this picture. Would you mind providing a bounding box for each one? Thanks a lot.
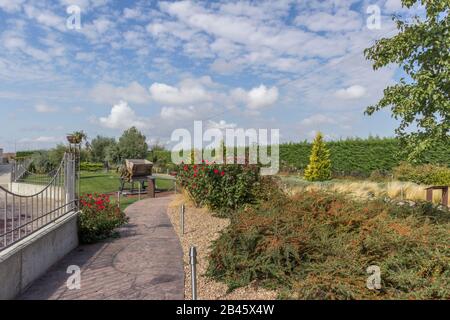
[80,162,104,172]
[279,137,450,177]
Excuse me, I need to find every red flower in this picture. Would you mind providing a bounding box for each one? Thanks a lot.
[220,171,225,176]
[193,173,197,177]
[214,169,219,174]
[184,165,188,171]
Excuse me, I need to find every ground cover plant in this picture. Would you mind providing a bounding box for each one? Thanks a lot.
[207,179,450,299]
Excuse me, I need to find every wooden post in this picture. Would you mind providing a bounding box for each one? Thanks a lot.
[442,187,448,207]
[426,188,433,202]
[148,177,155,198]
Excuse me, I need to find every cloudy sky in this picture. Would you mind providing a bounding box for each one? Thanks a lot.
[0,0,419,151]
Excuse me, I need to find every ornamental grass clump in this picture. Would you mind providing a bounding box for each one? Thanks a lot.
[78,193,128,244]
[207,186,450,299]
[176,160,260,216]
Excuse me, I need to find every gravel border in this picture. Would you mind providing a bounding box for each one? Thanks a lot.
[167,194,278,300]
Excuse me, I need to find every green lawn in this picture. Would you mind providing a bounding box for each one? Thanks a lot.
[18,170,175,212]
[79,171,175,194]
[80,171,176,211]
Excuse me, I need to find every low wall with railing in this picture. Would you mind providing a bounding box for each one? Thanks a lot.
[0,210,79,299]
[0,152,79,299]
[9,183,62,198]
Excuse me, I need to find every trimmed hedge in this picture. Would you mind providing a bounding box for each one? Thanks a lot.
[280,137,450,177]
[80,162,104,172]
[394,162,450,185]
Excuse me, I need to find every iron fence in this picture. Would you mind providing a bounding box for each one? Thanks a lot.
[10,157,32,183]
[0,153,77,251]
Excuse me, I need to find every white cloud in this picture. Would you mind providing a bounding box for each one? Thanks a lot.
[232,84,279,110]
[0,0,24,13]
[384,0,404,12]
[75,52,95,61]
[71,106,84,113]
[99,101,148,130]
[160,106,195,121]
[23,5,66,32]
[59,0,108,11]
[35,104,58,113]
[91,82,151,105]
[149,79,212,105]
[123,7,141,19]
[295,10,362,32]
[335,85,367,100]
[301,114,336,127]
[19,136,61,143]
[207,120,237,130]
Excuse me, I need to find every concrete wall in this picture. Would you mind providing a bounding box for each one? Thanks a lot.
[0,211,79,300]
[10,182,62,198]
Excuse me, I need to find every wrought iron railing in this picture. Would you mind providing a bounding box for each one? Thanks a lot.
[10,157,33,183]
[0,153,77,251]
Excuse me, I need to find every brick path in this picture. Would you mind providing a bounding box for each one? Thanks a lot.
[19,195,184,300]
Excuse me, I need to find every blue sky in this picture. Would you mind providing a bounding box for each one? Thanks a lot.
[0,0,419,151]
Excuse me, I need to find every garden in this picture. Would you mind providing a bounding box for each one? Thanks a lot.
[172,132,450,300]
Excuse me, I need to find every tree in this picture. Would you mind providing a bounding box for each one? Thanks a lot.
[304,132,332,181]
[364,0,449,161]
[114,127,148,162]
[89,136,116,163]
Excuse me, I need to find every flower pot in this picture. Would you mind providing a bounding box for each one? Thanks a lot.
[67,135,81,144]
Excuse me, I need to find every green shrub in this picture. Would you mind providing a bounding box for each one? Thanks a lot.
[304,132,332,181]
[207,189,450,299]
[80,162,104,172]
[394,162,450,185]
[177,161,260,215]
[78,193,128,243]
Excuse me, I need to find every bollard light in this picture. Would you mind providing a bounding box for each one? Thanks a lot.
[180,204,185,235]
[189,246,197,300]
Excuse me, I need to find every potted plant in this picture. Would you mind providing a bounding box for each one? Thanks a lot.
[67,131,87,144]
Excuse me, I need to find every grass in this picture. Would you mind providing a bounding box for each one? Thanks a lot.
[279,175,444,204]
[20,170,175,211]
[79,171,175,194]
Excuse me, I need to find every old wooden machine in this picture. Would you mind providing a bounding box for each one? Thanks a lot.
[119,159,155,196]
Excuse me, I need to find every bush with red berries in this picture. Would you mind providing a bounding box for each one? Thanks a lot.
[177,160,260,215]
[78,193,128,243]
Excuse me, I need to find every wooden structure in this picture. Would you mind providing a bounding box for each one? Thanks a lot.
[425,186,449,207]
[119,159,154,196]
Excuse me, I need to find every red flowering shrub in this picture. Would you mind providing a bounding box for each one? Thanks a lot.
[78,193,128,243]
[177,161,260,215]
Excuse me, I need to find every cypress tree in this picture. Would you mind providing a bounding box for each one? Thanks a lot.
[304,132,332,181]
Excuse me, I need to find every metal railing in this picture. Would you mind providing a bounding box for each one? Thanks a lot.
[0,153,77,251]
[10,157,33,183]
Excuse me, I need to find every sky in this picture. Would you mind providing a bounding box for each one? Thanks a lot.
[0,0,421,152]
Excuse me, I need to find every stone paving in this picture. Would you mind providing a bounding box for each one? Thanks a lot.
[19,195,184,300]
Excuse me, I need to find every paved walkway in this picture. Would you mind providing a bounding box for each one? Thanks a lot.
[20,195,184,300]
